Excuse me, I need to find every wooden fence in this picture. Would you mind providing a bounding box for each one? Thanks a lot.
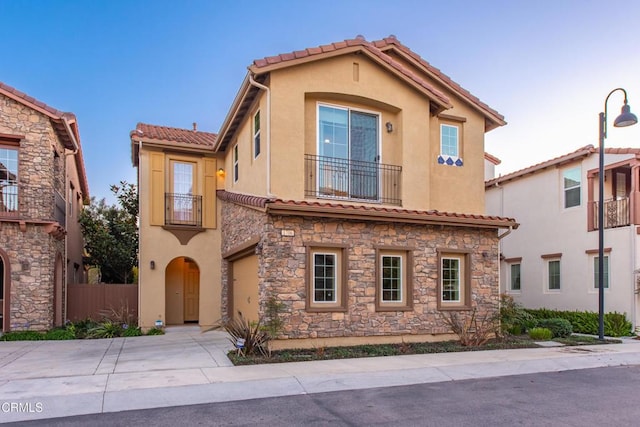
[67,284,138,322]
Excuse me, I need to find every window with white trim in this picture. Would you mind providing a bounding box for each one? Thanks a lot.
[233,144,239,183]
[547,259,561,290]
[438,249,471,310]
[253,111,261,159]
[563,167,581,208]
[442,256,461,302]
[440,124,459,158]
[593,255,610,289]
[0,146,18,213]
[307,246,346,311]
[509,263,521,291]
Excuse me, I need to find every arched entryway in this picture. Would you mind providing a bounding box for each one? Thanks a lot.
[53,254,63,327]
[165,257,200,325]
[0,248,10,332]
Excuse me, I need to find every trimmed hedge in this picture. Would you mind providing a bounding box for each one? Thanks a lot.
[525,308,633,337]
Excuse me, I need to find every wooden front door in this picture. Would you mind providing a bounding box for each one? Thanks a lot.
[183,260,199,322]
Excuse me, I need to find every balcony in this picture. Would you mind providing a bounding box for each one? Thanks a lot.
[0,185,62,223]
[593,197,630,229]
[304,154,402,205]
[165,193,202,227]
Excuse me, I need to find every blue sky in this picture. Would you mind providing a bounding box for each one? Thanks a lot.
[2,0,640,204]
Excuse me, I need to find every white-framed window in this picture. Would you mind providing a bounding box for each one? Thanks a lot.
[253,110,261,159]
[0,146,18,213]
[306,246,346,311]
[313,252,337,303]
[440,124,459,158]
[233,144,239,183]
[381,255,402,303]
[593,255,610,289]
[442,256,461,302]
[509,263,521,291]
[68,184,74,218]
[547,259,561,290]
[563,167,581,208]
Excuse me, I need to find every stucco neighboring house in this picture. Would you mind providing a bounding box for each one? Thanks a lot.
[132,35,517,348]
[0,81,89,332]
[485,145,640,327]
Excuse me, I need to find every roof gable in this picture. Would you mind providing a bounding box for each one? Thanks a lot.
[216,35,505,152]
[0,80,89,200]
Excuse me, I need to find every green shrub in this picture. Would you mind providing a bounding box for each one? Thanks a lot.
[537,318,573,338]
[525,309,633,337]
[44,328,75,340]
[500,294,538,334]
[529,327,553,340]
[87,321,123,339]
[123,326,142,337]
[145,327,164,335]
[0,331,45,341]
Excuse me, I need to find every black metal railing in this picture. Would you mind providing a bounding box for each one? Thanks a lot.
[165,193,202,227]
[594,197,630,229]
[0,185,60,222]
[305,154,402,205]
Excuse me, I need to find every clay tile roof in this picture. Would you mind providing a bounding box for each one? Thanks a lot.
[216,190,517,229]
[485,145,596,187]
[372,36,505,127]
[249,36,450,108]
[484,152,501,165]
[0,81,69,119]
[132,122,217,147]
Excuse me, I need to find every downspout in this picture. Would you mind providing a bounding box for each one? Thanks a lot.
[248,74,272,196]
[62,117,79,324]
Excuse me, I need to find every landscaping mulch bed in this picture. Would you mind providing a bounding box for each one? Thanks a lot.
[228,334,621,366]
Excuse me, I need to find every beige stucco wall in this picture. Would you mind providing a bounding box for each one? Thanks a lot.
[221,53,489,214]
[65,153,86,285]
[137,147,222,330]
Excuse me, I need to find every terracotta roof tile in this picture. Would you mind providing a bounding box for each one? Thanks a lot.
[217,190,517,228]
[372,36,505,125]
[485,145,596,187]
[0,81,71,120]
[132,122,217,148]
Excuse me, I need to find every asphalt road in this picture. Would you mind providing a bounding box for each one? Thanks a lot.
[8,365,640,426]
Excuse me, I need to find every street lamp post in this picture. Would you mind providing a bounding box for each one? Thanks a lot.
[598,88,638,340]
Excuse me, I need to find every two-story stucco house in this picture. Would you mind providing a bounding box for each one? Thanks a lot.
[132,36,517,348]
[486,145,640,327]
[0,81,89,332]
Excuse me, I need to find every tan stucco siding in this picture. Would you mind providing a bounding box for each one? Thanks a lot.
[137,147,222,330]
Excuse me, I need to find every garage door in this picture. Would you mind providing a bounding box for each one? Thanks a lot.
[232,255,259,322]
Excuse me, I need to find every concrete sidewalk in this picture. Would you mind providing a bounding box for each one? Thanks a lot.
[1,326,639,423]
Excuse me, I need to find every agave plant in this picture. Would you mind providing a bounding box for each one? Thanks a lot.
[224,315,270,356]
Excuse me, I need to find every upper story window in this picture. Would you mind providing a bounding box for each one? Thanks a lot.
[440,124,459,159]
[166,159,201,226]
[253,111,261,159]
[0,146,18,214]
[563,167,581,208]
[68,184,74,218]
[316,104,380,201]
[233,144,239,183]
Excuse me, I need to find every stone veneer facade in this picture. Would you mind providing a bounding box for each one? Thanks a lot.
[221,200,500,342]
[1,93,68,331]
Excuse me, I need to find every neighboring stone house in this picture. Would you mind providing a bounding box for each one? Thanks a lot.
[132,36,517,348]
[0,81,89,332]
[486,145,640,327]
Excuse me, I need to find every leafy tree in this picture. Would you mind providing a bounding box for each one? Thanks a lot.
[79,181,138,283]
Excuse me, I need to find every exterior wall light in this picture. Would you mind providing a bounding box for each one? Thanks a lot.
[385,122,393,133]
[217,168,226,178]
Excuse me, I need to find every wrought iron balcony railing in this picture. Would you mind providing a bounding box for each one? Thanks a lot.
[0,185,64,224]
[165,193,202,227]
[593,197,630,229]
[304,154,402,205]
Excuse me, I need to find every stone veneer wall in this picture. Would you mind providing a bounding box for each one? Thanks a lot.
[0,93,68,331]
[221,201,500,340]
[220,200,268,320]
